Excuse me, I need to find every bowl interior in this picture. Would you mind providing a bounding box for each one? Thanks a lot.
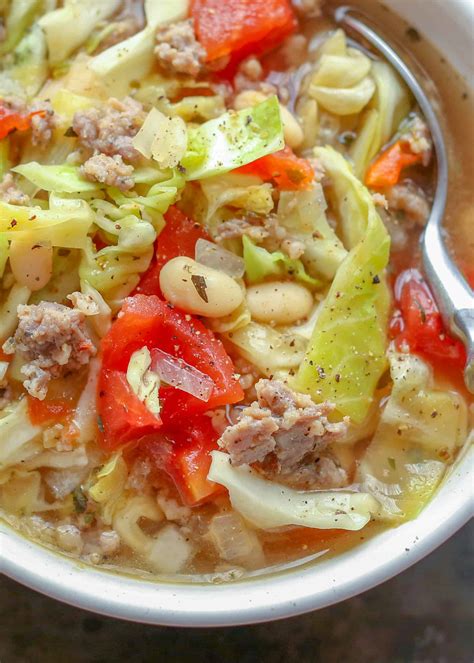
[1,0,473,627]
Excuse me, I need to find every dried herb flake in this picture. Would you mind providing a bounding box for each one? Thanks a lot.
[191,274,208,303]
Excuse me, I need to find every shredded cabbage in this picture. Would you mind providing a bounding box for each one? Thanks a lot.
[13,163,100,193]
[88,453,128,525]
[38,0,121,66]
[88,0,189,96]
[350,62,411,177]
[226,322,307,376]
[126,347,161,417]
[0,195,94,248]
[277,187,347,281]
[296,147,391,423]
[182,96,285,181]
[0,0,43,57]
[0,400,42,471]
[243,236,321,288]
[0,23,48,98]
[358,353,468,520]
[200,173,274,227]
[208,451,379,531]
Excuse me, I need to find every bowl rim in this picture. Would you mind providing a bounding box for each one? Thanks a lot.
[2,447,472,627]
[1,0,474,628]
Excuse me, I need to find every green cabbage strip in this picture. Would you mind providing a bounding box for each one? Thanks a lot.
[182,96,284,181]
[88,0,190,96]
[0,195,93,248]
[13,163,101,194]
[242,236,321,288]
[295,147,391,424]
[277,187,348,281]
[208,451,379,531]
[38,0,121,66]
[357,353,468,521]
[0,0,42,57]
[0,23,48,98]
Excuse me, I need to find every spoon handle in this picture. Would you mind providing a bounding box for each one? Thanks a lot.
[336,6,474,393]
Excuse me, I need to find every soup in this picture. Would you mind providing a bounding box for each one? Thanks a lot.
[0,0,472,580]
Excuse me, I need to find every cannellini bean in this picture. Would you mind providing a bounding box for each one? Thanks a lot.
[159,257,244,318]
[246,281,313,325]
[234,91,303,149]
[9,239,53,291]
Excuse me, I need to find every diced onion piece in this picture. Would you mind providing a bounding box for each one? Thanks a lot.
[195,239,245,279]
[132,107,187,168]
[208,512,265,568]
[9,240,53,291]
[151,347,214,402]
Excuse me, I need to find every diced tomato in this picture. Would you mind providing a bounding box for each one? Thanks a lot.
[236,146,314,190]
[28,395,74,426]
[101,295,243,408]
[365,140,423,189]
[0,104,46,141]
[166,415,224,505]
[134,206,210,297]
[0,348,11,362]
[128,414,224,505]
[98,295,243,448]
[97,369,163,451]
[392,269,466,370]
[192,0,296,65]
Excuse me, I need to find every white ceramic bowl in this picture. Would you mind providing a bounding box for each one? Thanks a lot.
[1,0,473,627]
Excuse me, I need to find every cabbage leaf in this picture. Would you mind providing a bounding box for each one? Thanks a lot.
[200,173,274,226]
[0,195,94,249]
[358,353,468,520]
[0,23,48,98]
[0,400,42,472]
[277,187,347,281]
[295,147,391,423]
[243,236,321,288]
[88,453,128,525]
[350,62,411,178]
[0,0,43,57]
[38,0,121,65]
[208,451,379,531]
[88,0,189,96]
[226,322,307,376]
[182,96,284,181]
[13,163,100,194]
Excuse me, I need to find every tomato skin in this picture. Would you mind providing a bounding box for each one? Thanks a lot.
[101,295,243,408]
[165,415,224,505]
[393,269,466,370]
[98,295,243,449]
[134,206,210,297]
[97,369,163,451]
[131,415,225,505]
[236,147,314,190]
[192,0,296,64]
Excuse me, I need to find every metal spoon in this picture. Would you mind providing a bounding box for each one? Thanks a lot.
[335,6,474,393]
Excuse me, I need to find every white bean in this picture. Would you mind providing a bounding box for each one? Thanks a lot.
[246,281,313,325]
[159,256,244,318]
[234,91,304,149]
